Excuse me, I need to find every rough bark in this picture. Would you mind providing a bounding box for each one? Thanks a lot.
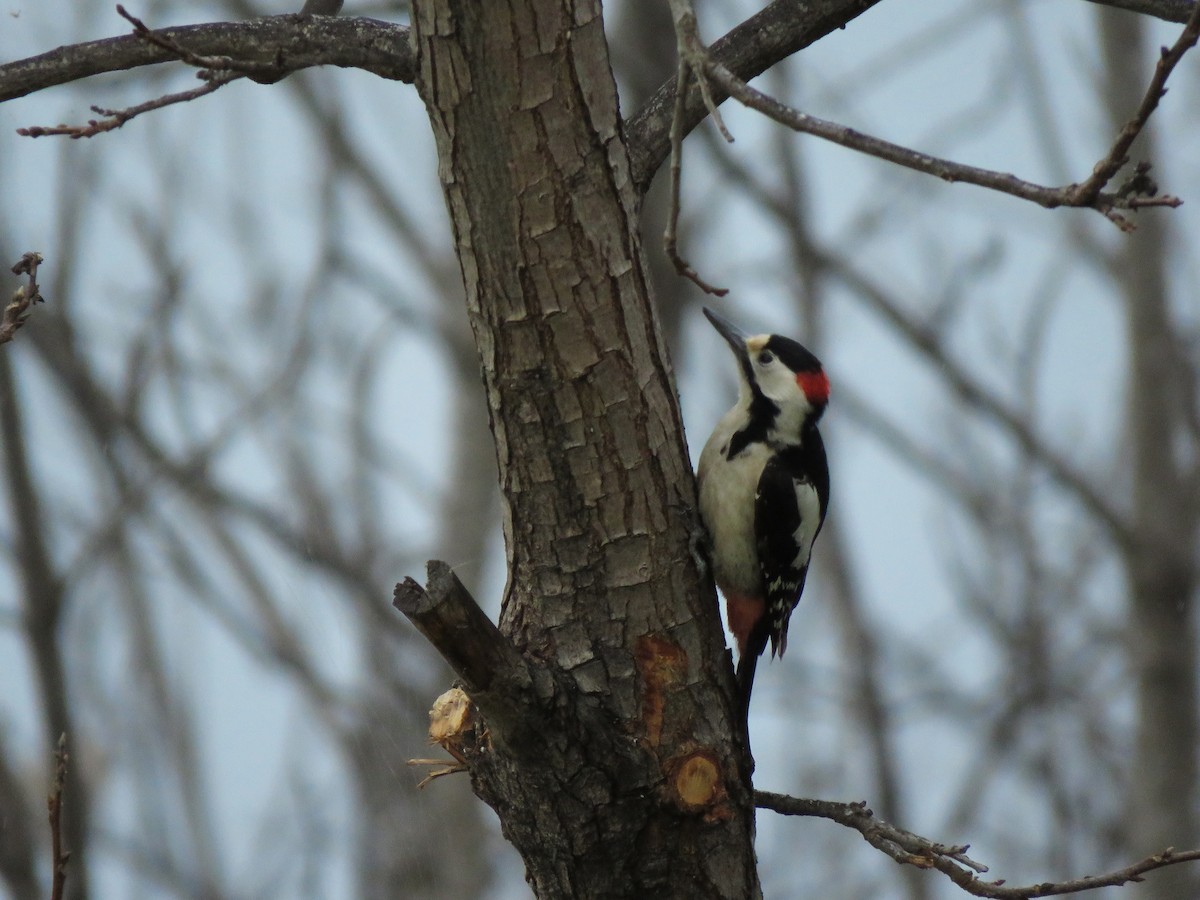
[405,1,758,896]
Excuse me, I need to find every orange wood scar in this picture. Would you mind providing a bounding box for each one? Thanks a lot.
[634,634,688,749]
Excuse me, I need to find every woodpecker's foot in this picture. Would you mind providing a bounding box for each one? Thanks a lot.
[666,493,712,580]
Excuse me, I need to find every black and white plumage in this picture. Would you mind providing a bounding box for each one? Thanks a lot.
[696,307,830,720]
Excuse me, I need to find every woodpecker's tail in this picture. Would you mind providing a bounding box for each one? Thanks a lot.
[736,623,771,721]
[734,624,772,762]
[733,652,760,769]
[735,652,759,724]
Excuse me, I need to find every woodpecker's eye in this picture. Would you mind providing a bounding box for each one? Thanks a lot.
[757,350,774,365]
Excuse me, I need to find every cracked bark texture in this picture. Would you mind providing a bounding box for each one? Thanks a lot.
[410,1,758,896]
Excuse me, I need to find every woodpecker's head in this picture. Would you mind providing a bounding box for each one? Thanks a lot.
[704,307,829,435]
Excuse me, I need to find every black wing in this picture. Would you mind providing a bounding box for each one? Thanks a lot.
[754,434,829,659]
[734,431,828,723]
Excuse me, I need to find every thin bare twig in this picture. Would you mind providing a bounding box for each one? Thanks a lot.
[48,734,70,900]
[757,790,1200,898]
[625,0,886,192]
[115,5,283,78]
[16,3,289,139]
[406,758,468,788]
[662,0,729,296]
[1068,3,1200,205]
[667,0,731,144]
[18,73,239,139]
[697,2,1200,230]
[2,253,44,345]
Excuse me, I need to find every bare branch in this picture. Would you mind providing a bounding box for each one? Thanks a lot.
[662,1,729,296]
[393,561,522,695]
[18,74,238,139]
[626,0,885,191]
[1086,0,1198,22]
[393,561,545,753]
[629,0,1199,220]
[699,10,1196,231]
[758,790,1200,898]
[114,4,281,77]
[1067,2,1200,209]
[48,734,70,900]
[2,253,44,346]
[0,15,413,104]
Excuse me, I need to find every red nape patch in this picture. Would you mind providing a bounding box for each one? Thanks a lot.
[796,370,830,405]
[725,594,766,656]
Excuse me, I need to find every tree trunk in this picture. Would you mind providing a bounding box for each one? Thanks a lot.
[1099,11,1199,899]
[404,1,759,896]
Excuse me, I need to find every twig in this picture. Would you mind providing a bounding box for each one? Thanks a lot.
[662,0,729,296]
[0,18,414,105]
[16,2,296,139]
[406,758,468,789]
[115,5,283,78]
[758,790,1200,898]
[701,60,1163,231]
[18,74,238,139]
[2,252,44,345]
[667,0,732,145]
[625,0,887,191]
[48,734,70,900]
[1066,2,1200,207]
[694,2,1200,230]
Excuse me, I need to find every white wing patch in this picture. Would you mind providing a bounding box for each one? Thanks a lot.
[791,479,821,569]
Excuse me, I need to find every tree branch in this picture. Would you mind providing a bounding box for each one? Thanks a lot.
[662,0,730,295]
[0,14,413,105]
[113,4,284,77]
[626,0,885,192]
[1,253,44,346]
[48,734,70,900]
[1069,1,1200,205]
[393,561,544,752]
[627,0,1199,214]
[18,74,239,139]
[1086,0,1197,22]
[393,561,525,697]
[696,0,1200,230]
[757,790,1200,898]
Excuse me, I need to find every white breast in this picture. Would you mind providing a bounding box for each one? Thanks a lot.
[697,409,770,598]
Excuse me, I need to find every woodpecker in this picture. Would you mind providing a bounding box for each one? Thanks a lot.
[696,307,830,720]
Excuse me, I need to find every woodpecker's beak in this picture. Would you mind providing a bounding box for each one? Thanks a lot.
[703,307,750,361]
